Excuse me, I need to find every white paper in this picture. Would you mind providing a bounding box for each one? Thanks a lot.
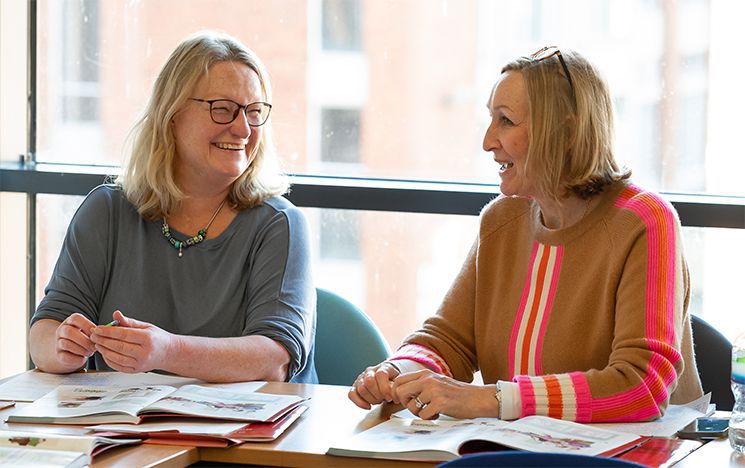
[329,415,640,461]
[0,447,87,468]
[9,385,175,422]
[89,419,246,437]
[144,385,304,422]
[0,370,200,402]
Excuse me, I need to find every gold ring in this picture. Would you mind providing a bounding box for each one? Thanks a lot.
[414,396,426,409]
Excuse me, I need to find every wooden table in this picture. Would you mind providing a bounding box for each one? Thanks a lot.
[2,381,745,467]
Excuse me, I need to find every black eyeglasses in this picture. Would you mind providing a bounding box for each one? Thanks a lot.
[525,46,575,98]
[190,98,272,126]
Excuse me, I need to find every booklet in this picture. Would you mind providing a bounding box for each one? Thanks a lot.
[327,415,647,463]
[0,430,141,467]
[89,405,308,447]
[6,384,306,425]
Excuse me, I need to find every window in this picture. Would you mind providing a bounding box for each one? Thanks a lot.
[322,0,362,51]
[319,210,361,260]
[2,0,745,377]
[320,108,361,163]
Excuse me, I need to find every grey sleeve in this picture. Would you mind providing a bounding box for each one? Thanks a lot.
[242,205,315,380]
[32,187,112,326]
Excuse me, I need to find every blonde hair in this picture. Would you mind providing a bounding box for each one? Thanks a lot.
[501,49,630,201]
[119,31,288,220]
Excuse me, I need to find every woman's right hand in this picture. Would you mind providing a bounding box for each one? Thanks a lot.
[55,313,96,370]
[348,361,401,409]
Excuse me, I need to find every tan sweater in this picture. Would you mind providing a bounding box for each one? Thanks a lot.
[392,180,703,422]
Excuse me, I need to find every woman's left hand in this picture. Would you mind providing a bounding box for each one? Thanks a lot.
[391,369,500,420]
[89,310,176,373]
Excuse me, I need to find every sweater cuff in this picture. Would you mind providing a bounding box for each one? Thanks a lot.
[386,359,429,375]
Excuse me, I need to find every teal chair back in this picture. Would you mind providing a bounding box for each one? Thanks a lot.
[315,288,392,385]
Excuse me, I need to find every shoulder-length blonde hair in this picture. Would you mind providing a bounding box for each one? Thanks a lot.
[501,49,630,201]
[119,31,288,220]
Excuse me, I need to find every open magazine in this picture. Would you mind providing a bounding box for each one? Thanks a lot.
[327,415,646,462]
[6,384,306,425]
[89,405,308,447]
[0,430,140,467]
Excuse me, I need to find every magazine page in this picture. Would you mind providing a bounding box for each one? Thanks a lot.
[8,385,175,422]
[328,417,509,462]
[0,447,87,468]
[476,415,641,456]
[0,430,140,458]
[0,370,199,403]
[141,385,306,422]
[90,419,247,437]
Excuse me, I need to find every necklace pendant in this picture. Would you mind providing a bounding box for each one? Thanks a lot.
[178,244,183,258]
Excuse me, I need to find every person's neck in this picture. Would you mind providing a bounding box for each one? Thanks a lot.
[536,193,592,230]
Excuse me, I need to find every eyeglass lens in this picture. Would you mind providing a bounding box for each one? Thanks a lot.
[210,100,271,126]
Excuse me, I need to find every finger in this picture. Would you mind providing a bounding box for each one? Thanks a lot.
[393,369,430,386]
[96,344,139,370]
[416,391,440,420]
[113,310,150,329]
[392,378,425,405]
[405,394,424,417]
[91,334,142,361]
[91,325,146,346]
[375,370,396,402]
[58,325,96,354]
[58,337,93,358]
[98,351,137,373]
[361,371,385,402]
[65,313,96,336]
[57,351,88,369]
[355,379,386,405]
[348,387,372,410]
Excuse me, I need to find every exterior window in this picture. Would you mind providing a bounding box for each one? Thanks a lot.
[320,210,361,260]
[61,0,99,122]
[322,0,362,51]
[320,108,361,163]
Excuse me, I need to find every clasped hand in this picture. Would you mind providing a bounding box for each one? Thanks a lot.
[88,310,175,373]
[349,364,499,420]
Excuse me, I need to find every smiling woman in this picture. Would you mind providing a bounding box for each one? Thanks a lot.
[350,48,704,424]
[27,31,317,384]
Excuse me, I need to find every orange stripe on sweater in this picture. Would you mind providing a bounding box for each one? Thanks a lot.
[520,246,551,374]
[544,375,563,419]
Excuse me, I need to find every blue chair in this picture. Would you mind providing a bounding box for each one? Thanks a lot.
[314,288,391,385]
[439,451,645,467]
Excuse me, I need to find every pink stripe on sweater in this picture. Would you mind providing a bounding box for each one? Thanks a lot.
[589,343,680,422]
[569,372,593,422]
[391,344,452,376]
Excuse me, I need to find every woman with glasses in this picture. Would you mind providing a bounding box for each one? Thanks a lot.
[29,31,316,383]
[350,48,702,422]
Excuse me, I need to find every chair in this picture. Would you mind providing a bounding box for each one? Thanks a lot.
[314,288,391,386]
[691,314,734,411]
[439,451,645,467]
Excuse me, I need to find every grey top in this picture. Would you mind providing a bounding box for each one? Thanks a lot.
[32,185,317,383]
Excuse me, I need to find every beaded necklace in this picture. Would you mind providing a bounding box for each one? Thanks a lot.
[161,199,227,258]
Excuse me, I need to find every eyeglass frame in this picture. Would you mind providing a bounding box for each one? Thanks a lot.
[190,98,272,126]
[525,46,575,99]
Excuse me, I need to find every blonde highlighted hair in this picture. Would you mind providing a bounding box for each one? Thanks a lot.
[119,31,288,220]
[502,49,630,201]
